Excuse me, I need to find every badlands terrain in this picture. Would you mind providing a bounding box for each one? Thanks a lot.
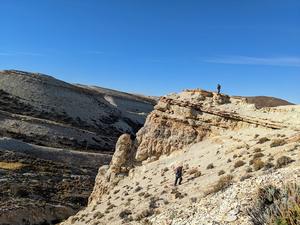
[0,70,298,225]
[61,89,300,225]
[0,70,155,225]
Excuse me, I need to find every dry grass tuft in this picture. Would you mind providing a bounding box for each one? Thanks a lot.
[234,160,246,168]
[248,184,300,225]
[0,162,26,170]
[270,139,286,148]
[206,175,234,195]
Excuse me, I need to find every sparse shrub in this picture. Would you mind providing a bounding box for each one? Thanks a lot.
[139,192,145,197]
[276,156,293,168]
[263,162,274,170]
[207,175,234,195]
[270,139,286,148]
[188,167,199,175]
[135,186,143,192]
[234,160,246,168]
[227,158,232,163]
[248,184,300,225]
[254,148,262,153]
[144,192,151,198]
[206,163,214,169]
[149,196,159,208]
[253,159,265,171]
[193,171,202,178]
[218,170,225,176]
[254,134,260,139]
[246,167,253,173]
[135,209,154,221]
[190,197,197,203]
[93,211,104,219]
[233,154,238,159]
[119,209,132,219]
[240,174,252,181]
[253,153,265,159]
[257,137,270,144]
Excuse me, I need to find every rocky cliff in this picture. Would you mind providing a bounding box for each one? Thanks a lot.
[62,89,300,225]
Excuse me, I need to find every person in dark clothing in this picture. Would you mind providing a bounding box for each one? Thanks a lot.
[217,84,221,94]
[174,166,183,186]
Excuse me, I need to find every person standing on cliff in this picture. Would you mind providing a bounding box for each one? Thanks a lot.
[174,165,183,186]
[217,84,221,94]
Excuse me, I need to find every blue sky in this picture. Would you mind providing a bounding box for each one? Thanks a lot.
[0,0,300,103]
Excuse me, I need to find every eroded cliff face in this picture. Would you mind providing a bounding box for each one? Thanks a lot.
[134,89,287,162]
[87,89,296,205]
[62,89,300,225]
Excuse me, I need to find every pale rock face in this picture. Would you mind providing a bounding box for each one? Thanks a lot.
[89,134,136,204]
[110,134,133,173]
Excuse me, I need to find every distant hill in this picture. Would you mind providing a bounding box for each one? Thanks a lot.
[235,96,294,109]
[0,70,156,152]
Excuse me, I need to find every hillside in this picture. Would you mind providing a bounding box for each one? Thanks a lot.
[0,70,155,225]
[0,70,155,152]
[61,89,300,225]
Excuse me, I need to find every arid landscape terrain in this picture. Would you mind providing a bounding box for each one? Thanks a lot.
[60,89,300,225]
[0,71,299,225]
[0,70,155,225]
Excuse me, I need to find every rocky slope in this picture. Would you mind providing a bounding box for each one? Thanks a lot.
[61,89,300,225]
[0,70,155,225]
[0,70,155,152]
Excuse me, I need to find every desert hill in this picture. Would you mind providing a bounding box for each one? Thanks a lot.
[236,96,294,109]
[61,89,300,225]
[0,70,155,225]
[0,70,155,152]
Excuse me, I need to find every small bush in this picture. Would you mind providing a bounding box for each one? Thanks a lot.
[257,137,270,144]
[246,167,253,173]
[193,171,202,178]
[253,153,265,159]
[263,162,274,170]
[253,159,265,171]
[218,170,225,176]
[188,167,200,175]
[276,156,293,168]
[119,209,132,219]
[135,209,154,221]
[270,139,286,148]
[206,163,214,169]
[93,212,104,219]
[240,174,252,181]
[253,148,262,153]
[234,160,246,168]
[207,175,234,194]
[248,184,300,225]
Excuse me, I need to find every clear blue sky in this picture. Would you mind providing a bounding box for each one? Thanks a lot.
[1,0,300,103]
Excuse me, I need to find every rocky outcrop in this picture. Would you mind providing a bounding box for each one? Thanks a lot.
[134,90,288,162]
[89,134,136,204]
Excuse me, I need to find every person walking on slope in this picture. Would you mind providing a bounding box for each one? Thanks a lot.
[174,165,183,186]
[217,84,221,94]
